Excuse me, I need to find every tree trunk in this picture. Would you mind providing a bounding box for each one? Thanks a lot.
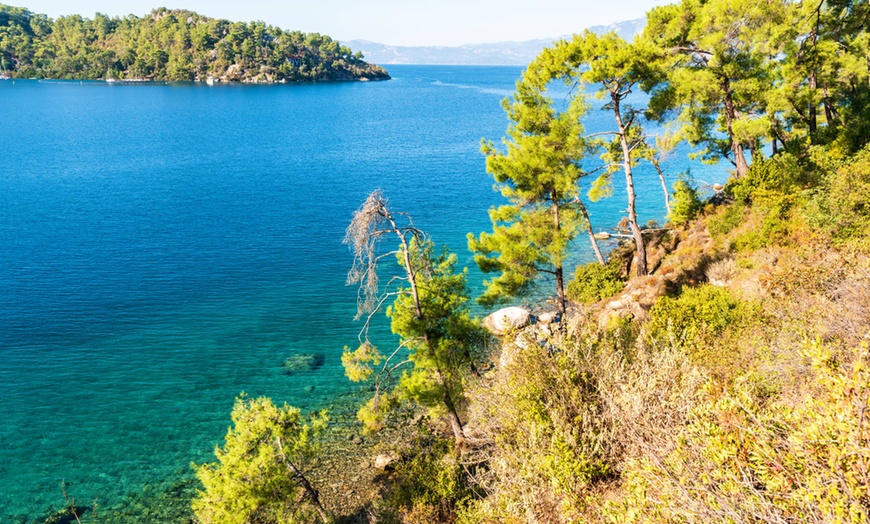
[612,93,648,276]
[652,159,671,214]
[389,211,466,445]
[749,141,759,165]
[808,70,818,134]
[551,191,567,316]
[434,367,466,445]
[722,78,749,178]
[822,84,841,127]
[275,437,330,523]
[577,199,606,265]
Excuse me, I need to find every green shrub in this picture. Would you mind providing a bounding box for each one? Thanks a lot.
[378,437,474,524]
[727,153,806,207]
[668,172,703,226]
[646,285,759,368]
[804,144,870,242]
[707,203,745,238]
[191,395,328,524]
[732,202,793,252]
[460,339,613,523]
[566,258,624,304]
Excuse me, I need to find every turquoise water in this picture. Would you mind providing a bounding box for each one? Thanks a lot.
[0,66,728,520]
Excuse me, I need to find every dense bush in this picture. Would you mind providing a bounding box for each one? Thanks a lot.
[566,258,625,304]
[376,437,474,524]
[727,153,808,207]
[192,396,328,524]
[668,173,703,226]
[462,338,614,523]
[804,144,870,243]
[606,340,870,523]
[706,202,745,238]
[645,284,759,369]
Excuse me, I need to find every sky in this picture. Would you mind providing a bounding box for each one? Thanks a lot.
[15,0,666,47]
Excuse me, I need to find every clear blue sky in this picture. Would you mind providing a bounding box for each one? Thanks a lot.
[16,0,665,46]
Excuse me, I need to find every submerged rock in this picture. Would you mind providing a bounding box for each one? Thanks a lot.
[281,353,324,374]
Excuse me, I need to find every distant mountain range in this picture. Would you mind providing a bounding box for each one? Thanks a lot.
[345,18,645,66]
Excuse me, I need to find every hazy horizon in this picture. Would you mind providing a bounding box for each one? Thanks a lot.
[13,0,665,47]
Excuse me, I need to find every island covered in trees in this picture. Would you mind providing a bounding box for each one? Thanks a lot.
[0,4,390,82]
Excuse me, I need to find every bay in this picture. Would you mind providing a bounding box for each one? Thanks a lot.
[0,65,728,520]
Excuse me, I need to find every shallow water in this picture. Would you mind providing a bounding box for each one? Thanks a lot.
[0,65,728,519]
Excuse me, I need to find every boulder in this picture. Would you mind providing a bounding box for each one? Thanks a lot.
[482,306,531,336]
[535,310,561,325]
[499,323,557,369]
[374,452,400,470]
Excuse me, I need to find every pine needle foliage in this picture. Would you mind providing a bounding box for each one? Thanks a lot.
[192,395,329,524]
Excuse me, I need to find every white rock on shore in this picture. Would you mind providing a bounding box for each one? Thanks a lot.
[482,306,532,336]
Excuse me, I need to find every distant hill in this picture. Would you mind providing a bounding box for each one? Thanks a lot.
[0,4,390,82]
[346,18,645,66]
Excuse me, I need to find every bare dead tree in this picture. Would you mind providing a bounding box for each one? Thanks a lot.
[344,190,474,445]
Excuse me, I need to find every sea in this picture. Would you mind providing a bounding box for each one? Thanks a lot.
[0,65,729,521]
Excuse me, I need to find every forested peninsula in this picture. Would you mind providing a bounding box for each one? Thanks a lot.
[0,4,390,82]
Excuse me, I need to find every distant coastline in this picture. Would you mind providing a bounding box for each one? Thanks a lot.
[0,5,390,83]
[345,18,645,66]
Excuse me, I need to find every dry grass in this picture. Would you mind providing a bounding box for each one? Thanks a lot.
[705,256,737,285]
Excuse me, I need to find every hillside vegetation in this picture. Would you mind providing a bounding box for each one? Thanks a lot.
[0,5,389,82]
[311,0,869,522]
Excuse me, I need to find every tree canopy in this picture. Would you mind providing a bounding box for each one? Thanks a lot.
[192,395,329,524]
[469,58,602,313]
[344,191,483,445]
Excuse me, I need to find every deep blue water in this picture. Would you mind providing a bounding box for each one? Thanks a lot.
[0,66,729,519]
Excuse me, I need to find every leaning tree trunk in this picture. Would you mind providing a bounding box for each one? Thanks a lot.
[577,199,606,265]
[808,70,819,134]
[275,437,330,523]
[652,159,671,215]
[551,191,567,316]
[613,94,648,276]
[433,367,465,444]
[722,78,749,178]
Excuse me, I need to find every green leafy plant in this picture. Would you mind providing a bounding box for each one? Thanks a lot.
[668,172,702,226]
[566,259,625,304]
[707,203,745,238]
[192,395,329,524]
[377,437,475,524]
[646,284,759,369]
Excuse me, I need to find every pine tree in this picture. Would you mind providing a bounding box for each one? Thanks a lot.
[343,191,483,445]
[469,58,603,314]
[192,395,329,524]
